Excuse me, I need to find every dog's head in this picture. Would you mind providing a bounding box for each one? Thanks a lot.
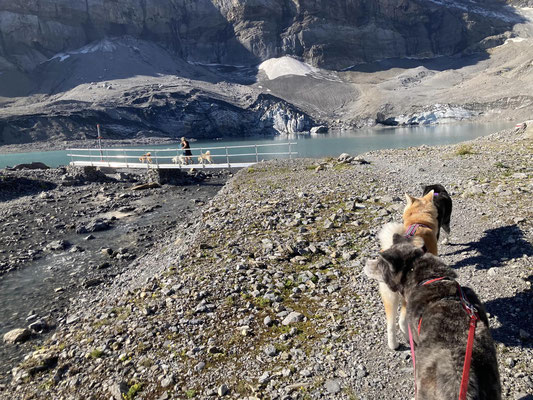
[364,234,424,292]
[403,190,437,221]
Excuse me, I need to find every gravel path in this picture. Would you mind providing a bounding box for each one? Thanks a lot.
[1,125,531,400]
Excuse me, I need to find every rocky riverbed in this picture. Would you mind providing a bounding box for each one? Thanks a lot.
[0,125,532,399]
[0,166,228,384]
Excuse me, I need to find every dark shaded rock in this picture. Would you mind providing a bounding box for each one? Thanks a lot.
[83,278,104,288]
[28,319,49,333]
[12,162,50,170]
[44,240,70,252]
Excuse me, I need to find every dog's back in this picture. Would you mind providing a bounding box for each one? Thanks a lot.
[411,282,501,400]
[422,184,452,237]
[372,237,501,399]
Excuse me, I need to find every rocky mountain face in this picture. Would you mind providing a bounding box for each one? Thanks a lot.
[0,0,531,146]
[0,0,523,72]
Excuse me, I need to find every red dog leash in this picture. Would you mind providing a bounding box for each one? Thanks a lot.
[408,278,479,400]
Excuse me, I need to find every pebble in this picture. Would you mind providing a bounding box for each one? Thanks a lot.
[282,311,304,326]
[325,379,341,394]
[263,344,277,357]
[217,384,229,396]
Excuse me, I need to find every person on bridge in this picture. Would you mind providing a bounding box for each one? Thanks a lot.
[181,137,193,164]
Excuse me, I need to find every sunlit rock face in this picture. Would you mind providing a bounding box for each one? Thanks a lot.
[0,0,521,71]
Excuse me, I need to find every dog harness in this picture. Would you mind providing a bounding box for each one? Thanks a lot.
[404,224,430,239]
[404,224,431,253]
[408,277,479,400]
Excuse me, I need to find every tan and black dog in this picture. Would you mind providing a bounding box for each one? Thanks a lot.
[365,235,501,400]
[372,189,439,349]
[422,184,453,244]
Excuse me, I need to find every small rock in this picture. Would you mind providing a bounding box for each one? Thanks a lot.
[45,240,70,252]
[160,375,174,388]
[109,381,129,400]
[194,361,206,372]
[258,371,271,384]
[217,384,229,396]
[325,379,341,394]
[323,219,334,229]
[263,344,277,357]
[3,328,31,344]
[282,311,304,325]
[519,329,530,340]
[311,125,328,134]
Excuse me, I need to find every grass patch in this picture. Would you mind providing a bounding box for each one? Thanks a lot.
[253,297,271,309]
[185,389,197,398]
[92,318,111,329]
[333,163,351,171]
[455,144,475,156]
[123,382,142,400]
[494,161,509,169]
[88,349,104,359]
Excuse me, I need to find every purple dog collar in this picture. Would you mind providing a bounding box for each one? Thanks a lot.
[404,223,430,239]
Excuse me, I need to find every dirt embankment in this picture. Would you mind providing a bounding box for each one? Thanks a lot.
[1,125,531,399]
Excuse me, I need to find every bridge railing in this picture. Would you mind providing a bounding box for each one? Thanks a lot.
[67,142,298,169]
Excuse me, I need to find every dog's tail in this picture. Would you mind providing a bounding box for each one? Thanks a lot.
[378,222,404,250]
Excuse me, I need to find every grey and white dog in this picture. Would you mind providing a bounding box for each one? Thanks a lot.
[365,234,501,400]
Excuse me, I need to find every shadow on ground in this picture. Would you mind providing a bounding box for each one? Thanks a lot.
[445,225,533,270]
[485,274,533,348]
[444,225,533,348]
[0,177,56,201]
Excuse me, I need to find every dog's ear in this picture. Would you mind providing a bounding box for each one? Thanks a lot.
[379,249,400,272]
[378,250,403,292]
[363,259,385,282]
[422,190,434,202]
[405,194,416,206]
[392,233,406,245]
[409,246,425,261]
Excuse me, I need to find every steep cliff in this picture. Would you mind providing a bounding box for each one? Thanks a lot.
[0,0,523,72]
[0,1,531,146]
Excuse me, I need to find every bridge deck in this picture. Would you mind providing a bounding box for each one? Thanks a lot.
[68,142,296,170]
[69,161,255,169]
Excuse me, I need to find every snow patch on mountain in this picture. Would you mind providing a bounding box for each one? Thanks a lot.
[50,39,118,62]
[259,57,318,80]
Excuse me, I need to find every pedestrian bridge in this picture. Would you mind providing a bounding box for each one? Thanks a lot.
[67,142,297,169]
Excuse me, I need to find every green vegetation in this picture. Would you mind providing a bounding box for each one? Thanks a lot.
[185,389,197,398]
[455,144,475,156]
[123,382,142,400]
[494,161,508,169]
[88,349,104,359]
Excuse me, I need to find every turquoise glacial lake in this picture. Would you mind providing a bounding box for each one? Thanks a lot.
[0,122,515,168]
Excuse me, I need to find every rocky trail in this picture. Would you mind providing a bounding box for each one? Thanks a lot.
[0,125,531,399]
